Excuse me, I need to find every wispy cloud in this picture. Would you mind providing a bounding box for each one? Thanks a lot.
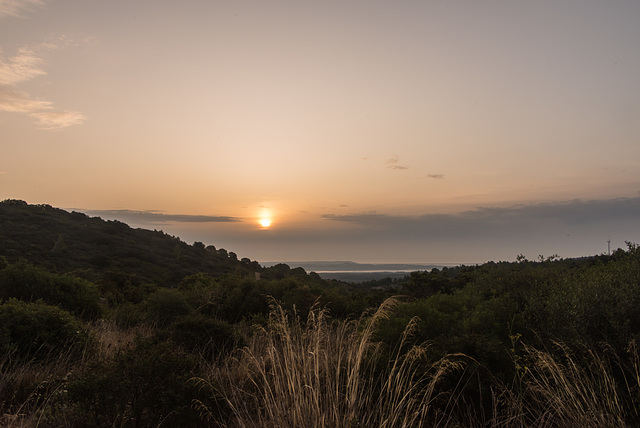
[0,0,44,19]
[385,155,409,170]
[0,39,86,129]
[0,45,46,85]
[427,173,444,179]
[29,110,85,129]
[80,209,242,225]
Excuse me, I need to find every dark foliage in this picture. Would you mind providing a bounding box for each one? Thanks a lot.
[0,200,258,287]
[0,261,101,319]
[68,337,212,427]
[0,299,90,361]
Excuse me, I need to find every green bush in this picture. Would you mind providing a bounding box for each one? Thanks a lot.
[0,261,101,319]
[111,301,146,328]
[178,273,223,316]
[146,288,192,327]
[0,299,90,361]
[68,337,208,427]
[171,313,239,358]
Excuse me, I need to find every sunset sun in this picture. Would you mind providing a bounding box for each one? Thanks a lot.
[259,217,272,228]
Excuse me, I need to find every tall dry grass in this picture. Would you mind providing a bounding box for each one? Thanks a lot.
[197,297,465,428]
[0,347,77,427]
[524,344,625,427]
[91,318,154,358]
[485,342,640,428]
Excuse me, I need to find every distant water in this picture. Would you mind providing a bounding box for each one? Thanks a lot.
[263,261,459,272]
[313,269,418,274]
[262,261,463,283]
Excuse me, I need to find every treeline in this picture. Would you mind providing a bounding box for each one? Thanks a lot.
[1,200,640,426]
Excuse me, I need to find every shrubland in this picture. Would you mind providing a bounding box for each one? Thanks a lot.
[1,200,640,427]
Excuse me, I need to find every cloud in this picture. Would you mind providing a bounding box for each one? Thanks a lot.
[385,155,409,170]
[170,196,640,264]
[322,197,640,241]
[80,209,242,225]
[30,110,86,129]
[0,87,50,111]
[0,0,44,19]
[0,40,85,129]
[0,46,46,85]
[427,173,444,179]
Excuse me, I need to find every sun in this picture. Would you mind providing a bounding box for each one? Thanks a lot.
[257,206,274,228]
[259,217,272,228]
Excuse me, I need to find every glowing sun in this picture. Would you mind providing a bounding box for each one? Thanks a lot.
[259,218,272,228]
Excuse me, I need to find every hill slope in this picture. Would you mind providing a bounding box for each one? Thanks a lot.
[0,199,259,286]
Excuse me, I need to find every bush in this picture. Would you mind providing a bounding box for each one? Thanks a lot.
[0,299,90,361]
[171,313,239,358]
[68,337,205,427]
[111,301,146,328]
[146,288,192,327]
[0,261,101,319]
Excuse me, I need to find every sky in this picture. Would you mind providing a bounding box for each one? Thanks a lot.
[1,0,639,264]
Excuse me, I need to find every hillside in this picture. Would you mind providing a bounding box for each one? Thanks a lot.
[0,199,259,286]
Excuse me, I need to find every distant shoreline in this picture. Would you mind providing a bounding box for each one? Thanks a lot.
[261,262,462,283]
[312,269,419,274]
[263,261,466,274]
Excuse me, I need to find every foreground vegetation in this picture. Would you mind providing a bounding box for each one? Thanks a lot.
[1,200,640,426]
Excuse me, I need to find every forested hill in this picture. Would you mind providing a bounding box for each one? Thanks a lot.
[0,199,261,286]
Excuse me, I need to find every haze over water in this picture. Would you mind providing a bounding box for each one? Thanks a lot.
[1,0,639,263]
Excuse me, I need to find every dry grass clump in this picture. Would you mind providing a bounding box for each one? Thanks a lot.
[198,297,465,427]
[523,343,626,427]
[0,348,77,427]
[91,319,153,358]
[486,342,640,428]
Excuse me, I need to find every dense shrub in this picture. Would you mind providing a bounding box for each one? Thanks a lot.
[111,301,146,328]
[146,288,192,327]
[68,337,207,427]
[178,273,224,316]
[0,261,101,319]
[171,313,239,358]
[0,299,90,361]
